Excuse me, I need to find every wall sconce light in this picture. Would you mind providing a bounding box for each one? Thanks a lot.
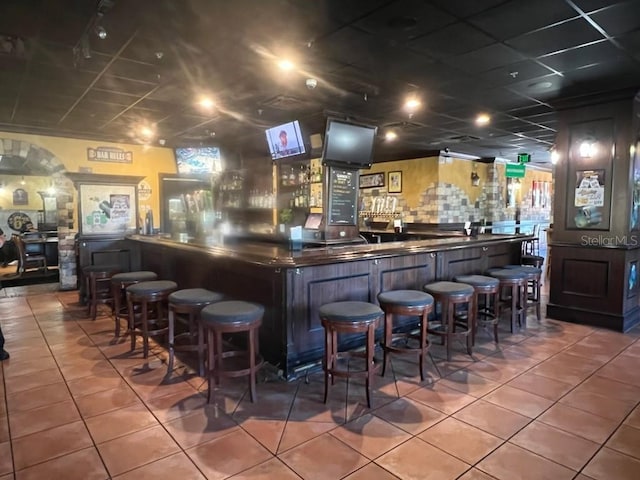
[470,171,480,186]
[579,138,597,158]
[20,176,25,185]
[550,149,560,164]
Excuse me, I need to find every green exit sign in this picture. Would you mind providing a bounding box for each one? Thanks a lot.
[517,153,531,163]
[506,163,526,178]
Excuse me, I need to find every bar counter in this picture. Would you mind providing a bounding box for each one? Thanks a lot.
[127,232,527,378]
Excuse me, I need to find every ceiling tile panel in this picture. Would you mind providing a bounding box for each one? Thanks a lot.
[442,43,526,73]
[408,22,495,58]
[538,40,624,72]
[589,1,640,36]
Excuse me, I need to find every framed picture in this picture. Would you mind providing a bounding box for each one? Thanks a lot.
[359,172,385,189]
[79,183,138,236]
[388,171,402,193]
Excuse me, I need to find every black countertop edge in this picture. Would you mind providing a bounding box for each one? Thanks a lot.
[128,233,530,268]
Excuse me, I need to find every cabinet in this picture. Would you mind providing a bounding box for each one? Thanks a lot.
[276,157,323,226]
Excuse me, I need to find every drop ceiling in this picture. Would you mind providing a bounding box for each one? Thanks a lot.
[0,0,639,165]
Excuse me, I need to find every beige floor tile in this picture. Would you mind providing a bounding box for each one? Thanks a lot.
[342,462,400,480]
[85,403,159,444]
[376,437,469,480]
[506,372,574,400]
[577,375,640,404]
[372,397,446,435]
[477,442,574,480]
[278,432,369,480]
[3,367,64,394]
[559,388,636,422]
[144,389,207,423]
[624,405,640,429]
[0,416,8,443]
[187,429,274,480]
[453,400,531,439]
[9,399,81,438]
[407,382,477,414]
[583,447,640,480]
[0,441,12,477]
[606,424,640,460]
[12,420,93,470]
[438,369,501,397]
[14,447,108,480]
[75,384,141,418]
[227,458,302,480]
[457,468,500,480]
[112,452,206,480]
[330,413,412,460]
[538,403,619,444]
[66,370,126,397]
[510,421,600,470]
[97,425,180,477]
[240,418,287,454]
[163,407,239,449]
[6,382,72,413]
[483,384,554,418]
[419,417,503,464]
[277,421,339,453]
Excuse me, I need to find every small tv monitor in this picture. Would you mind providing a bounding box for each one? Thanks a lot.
[304,213,323,230]
[265,120,306,160]
[174,147,222,174]
[322,119,377,169]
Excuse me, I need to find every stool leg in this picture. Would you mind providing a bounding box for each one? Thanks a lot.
[444,301,453,362]
[466,296,474,356]
[419,308,429,382]
[207,327,215,404]
[365,323,375,409]
[382,311,392,377]
[248,327,257,403]
[113,284,121,337]
[492,291,500,343]
[128,294,136,351]
[197,315,205,378]
[323,325,331,404]
[510,285,517,333]
[534,279,541,321]
[520,283,527,329]
[142,299,150,358]
[167,307,175,376]
[215,330,224,387]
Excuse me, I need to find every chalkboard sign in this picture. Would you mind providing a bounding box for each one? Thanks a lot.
[328,168,357,225]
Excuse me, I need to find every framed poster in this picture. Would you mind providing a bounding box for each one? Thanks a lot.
[388,171,402,193]
[79,183,138,235]
[359,172,385,189]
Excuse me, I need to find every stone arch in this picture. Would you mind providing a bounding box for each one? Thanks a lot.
[0,137,67,175]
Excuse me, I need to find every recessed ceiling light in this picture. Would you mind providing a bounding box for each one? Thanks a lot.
[385,130,398,141]
[198,97,215,110]
[475,113,491,126]
[278,59,294,71]
[404,97,421,112]
[528,80,553,91]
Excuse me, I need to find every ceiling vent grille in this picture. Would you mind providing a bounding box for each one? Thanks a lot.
[261,95,308,110]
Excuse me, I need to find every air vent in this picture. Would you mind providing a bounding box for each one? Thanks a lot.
[447,135,481,142]
[384,121,426,130]
[261,95,309,110]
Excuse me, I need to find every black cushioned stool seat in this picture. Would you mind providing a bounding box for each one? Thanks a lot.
[319,301,383,408]
[454,275,500,344]
[83,264,121,321]
[423,281,475,361]
[167,289,224,378]
[126,280,177,358]
[377,290,434,381]
[487,268,528,332]
[521,255,545,269]
[111,271,158,337]
[201,301,265,403]
[503,265,543,321]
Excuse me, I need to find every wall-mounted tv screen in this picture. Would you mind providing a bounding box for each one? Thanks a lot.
[174,147,222,174]
[265,120,306,160]
[321,119,377,170]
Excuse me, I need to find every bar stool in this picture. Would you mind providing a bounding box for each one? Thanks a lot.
[167,288,224,377]
[423,281,475,361]
[521,254,545,269]
[453,275,500,344]
[377,290,434,381]
[487,269,527,332]
[83,264,121,320]
[126,280,177,358]
[503,265,543,321]
[201,301,264,403]
[319,301,383,408]
[111,271,158,337]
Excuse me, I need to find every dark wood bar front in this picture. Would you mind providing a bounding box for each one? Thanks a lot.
[127,233,524,379]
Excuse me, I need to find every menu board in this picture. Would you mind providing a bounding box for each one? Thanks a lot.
[328,168,357,225]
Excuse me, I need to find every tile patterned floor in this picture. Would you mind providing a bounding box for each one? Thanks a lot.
[1,284,640,479]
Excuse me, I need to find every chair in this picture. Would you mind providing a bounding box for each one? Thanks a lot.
[522,224,540,256]
[377,290,433,381]
[14,234,47,275]
[453,275,500,344]
[111,271,158,337]
[422,281,475,361]
[487,269,528,333]
[201,301,265,403]
[319,301,383,408]
[83,264,121,320]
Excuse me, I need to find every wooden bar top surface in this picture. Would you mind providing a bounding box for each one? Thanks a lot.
[129,233,529,268]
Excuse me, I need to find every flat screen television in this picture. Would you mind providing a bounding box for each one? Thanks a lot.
[174,147,222,174]
[321,119,377,169]
[265,120,306,160]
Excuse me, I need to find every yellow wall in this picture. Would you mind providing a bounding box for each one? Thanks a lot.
[0,131,176,225]
[366,156,439,207]
[0,175,52,210]
[438,158,488,204]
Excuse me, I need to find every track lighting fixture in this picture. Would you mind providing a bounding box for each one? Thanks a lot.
[95,25,107,40]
